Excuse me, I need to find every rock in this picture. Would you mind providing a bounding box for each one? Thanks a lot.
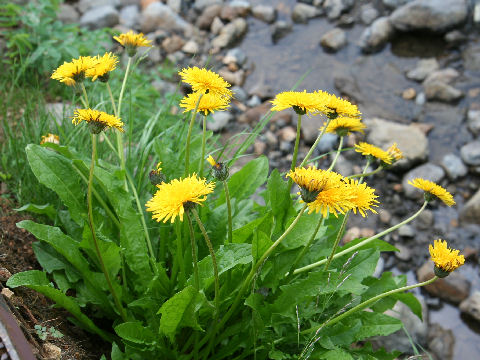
[211,18,247,49]
[417,261,470,303]
[280,140,293,153]
[196,4,222,29]
[427,324,455,360]
[0,268,12,282]
[58,4,79,24]
[292,3,321,23]
[463,45,480,71]
[140,2,188,33]
[224,48,247,67]
[162,35,185,53]
[218,68,245,86]
[445,30,467,45]
[141,0,160,10]
[278,126,297,142]
[364,118,428,169]
[414,209,434,230]
[320,28,347,52]
[390,0,468,33]
[398,224,415,238]
[208,111,233,131]
[246,95,261,107]
[467,110,480,136]
[402,163,445,199]
[424,81,463,102]
[415,92,426,105]
[440,153,468,180]
[264,130,278,147]
[402,88,416,100]
[360,4,379,25]
[394,243,412,260]
[379,209,392,224]
[248,82,274,100]
[460,292,480,322]
[78,0,119,13]
[333,154,354,176]
[167,0,182,13]
[182,40,199,54]
[119,5,139,28]
[194,0,222,12]
[425,68,459,84]
[231,86,247,102]
[1,288,13,299]
[382,0,411,9]
[317,133,338,152]
[43,342,62,360]
[220,1,251,21]
[460,141,480,166]
[359,17,395,53]
[323,0,354,20]
[372,257,385,278]
[211,17,224,35]
[460,188,480,224]
[237,102,271,124]
[254,140,267,155]
[80,5,119,29]
[252,5,276,23]
[166,50,185,63]
[406,58,439,82]
[378,298,428,353]
[271,20,293,43]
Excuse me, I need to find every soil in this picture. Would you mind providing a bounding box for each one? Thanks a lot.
[0,197,110,359]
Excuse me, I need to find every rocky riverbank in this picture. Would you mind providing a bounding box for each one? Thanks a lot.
[51,0,480,358]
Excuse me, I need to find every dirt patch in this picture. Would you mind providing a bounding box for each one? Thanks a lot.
[0,197,110,359]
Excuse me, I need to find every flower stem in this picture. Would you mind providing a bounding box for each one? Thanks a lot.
[87,134,127,321]
[323,211,350,271]
[199,114,207,178]
[186,212,200,291]
[327,136,344,172]
[223,180,233,244]
[106,82,118,117]
[347,166,382,179]
[184,94,204,177]
[80,83,89,108]
[303,276,438,335]
[299,117,332,168]
[292,201,428,275]
[117,57,132,187]
[291,114,302,172]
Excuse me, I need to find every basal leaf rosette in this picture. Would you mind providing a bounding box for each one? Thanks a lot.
[429,239,464,277]
[146,174,215,223]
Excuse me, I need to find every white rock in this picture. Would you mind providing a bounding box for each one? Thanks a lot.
[359,17,395,53]
[460,188,480,224]
[140,2,188,33]
[292,3,321,24]
[80,5,119,29]
[320,28,347,52]
[119,5,139,28]
[182,40,199,54]
[467,109,480,136]
[208,112,233,131]
[406,58,439,82]
[461,141,480,166]
[460,291,480,321]
[252,5,276,23]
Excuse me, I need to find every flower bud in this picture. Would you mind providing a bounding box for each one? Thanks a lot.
[149,162,165,185]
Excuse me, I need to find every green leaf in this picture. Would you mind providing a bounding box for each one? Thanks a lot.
[7,270,113,341]
[352,312,403,340]
[252,231,272,263]
[281,211,325,249]
[393,292,423,321]
[216,156,269,205]
[158,286,202,341]
[15,203,56,220]
[114,322,156,345]
[25,144,85,225]
[233,212,273,244]
[320,349,354,360]
[264,169,294,234]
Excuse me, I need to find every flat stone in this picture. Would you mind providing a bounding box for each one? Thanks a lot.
[460,188,480,224]
[80,5,119,29]
[140,2,188,33]
[440,153,468,180]
[320,28,347,53]
[424,81,463,102]
[292,3,321,24]
[323,0,354,20]
[237,102,271,124]
[271,20,293,43]
[182,40,199,54]
[402,163,445,199]
[359,17,395,53]
[208,111,233,131]
[252,5,276,23]
[406,58,439,82]
[194,0,222,11]
[461,141,480,166]
[460,291,480,322]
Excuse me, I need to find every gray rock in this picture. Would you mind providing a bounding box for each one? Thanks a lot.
[196,4,222,30]
[252,5,276,23]
[167,0,182,13]
[390,0,468,33]
[248,82,274,100]
[194,0,222,11]
[77,0,119,13]
[424,68,459,84]
[359,17,395,53]
[320,28,347,52]
[271,21,293,43]
[398,224,415,238]
[382,0,412,9]
[441,153,468,180]
[460,188,480,224]
[232,86,247,102]
[208,111,233,131]
[463,45,480,71]
[224,48,247,66]
[461,141,480,166]
[80,5,119,30]
[414,209,434,230]
[402,163,445,199]
[406,58,439,82]
[394,243,413,260]
[415,92,426,105]
[211,17,224,35]
[292,3,321,23]
[182,40,199,54]
[58,4,79,23]
[360,4,379,25]
[427,324,455,360]
[246,95,261,107]
[140,2,188,34]
[364,118,428,169]
[460,292,480,322]
[333,154,353,176]
[468,110,480,136]
[445,30,467,45]
[317,133,338,152]
[211,18,247,49]
[46,103,71,127]
[372,257,385,278]
[424,81,463,102]
[323,0,354,20]
[280,141,293,153]
[119,5,139,28]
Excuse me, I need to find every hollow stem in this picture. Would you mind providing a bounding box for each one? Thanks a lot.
[291,114,302,172]
[117,57,132,187]
[80,83,89,108]
[223,180,233,244]
[347,166,382,179]
[293,201,428,275]
[303,276,438,335]
[327,136,344,172]
[184,94,204,176]
[199,114,207,178]
[323,211,350,271]
[299,117,332,168]
[106,82,118,117]
[186,212,200,291]
[87,134,127,321]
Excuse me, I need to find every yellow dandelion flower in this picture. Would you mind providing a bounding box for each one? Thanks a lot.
[180,92,230,115]
[355,142,393,165]
[85,52,118,82]
[429,239,464,275]
[51,56,97,86]
[387,142,403,162]
[408,178,455,206]
[40,133,60,145]
[146,174,215,223]
[179,67,233,98]
[321,116,366,136]
[287,167,353,217]
[206,155,217,167]
[345,179,379,217]
[316,90,361,119]
[72,108,124,133]
[114,30,152,56]
[270,90,325,115]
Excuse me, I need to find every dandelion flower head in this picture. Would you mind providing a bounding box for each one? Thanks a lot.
[51,56,97,86]
[72,108,124,133]
[316,91,361,119]
[179,67,232,98]
[355,142,393,165]
[86,52,118,82]
[180,91,230,115]
[114,30,152,56]
[146,174,215,223]
[429,239,464,274]
[40,133,60,145]
[321,116,366,136]
[345,179,379,217]
[387,142,403,162]
[207,155,217,167]
[408,178,455,206]
[271,90,324,115]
